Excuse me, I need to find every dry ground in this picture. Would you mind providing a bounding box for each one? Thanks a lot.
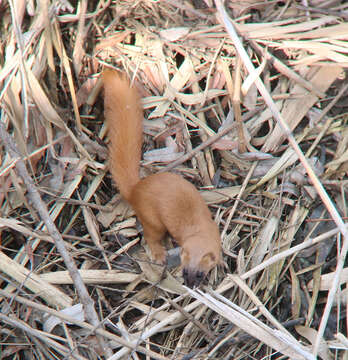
[0,0,348,359]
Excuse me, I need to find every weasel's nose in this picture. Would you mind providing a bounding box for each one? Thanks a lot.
[183,268,205,288]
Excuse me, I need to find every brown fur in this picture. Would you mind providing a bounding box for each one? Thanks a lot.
[103,70,221,287]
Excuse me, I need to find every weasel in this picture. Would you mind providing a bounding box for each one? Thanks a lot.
[103,69,221,287]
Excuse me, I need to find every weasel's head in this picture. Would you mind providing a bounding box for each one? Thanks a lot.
[181,232,221,288]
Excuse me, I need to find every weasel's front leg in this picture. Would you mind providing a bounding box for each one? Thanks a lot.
[142,224,167,265]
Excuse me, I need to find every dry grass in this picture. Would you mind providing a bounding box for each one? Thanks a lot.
[0,0,348,359]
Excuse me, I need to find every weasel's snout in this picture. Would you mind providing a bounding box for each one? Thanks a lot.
[183,268,205,288]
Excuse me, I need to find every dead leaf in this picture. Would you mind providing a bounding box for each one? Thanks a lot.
[160,27,190,42]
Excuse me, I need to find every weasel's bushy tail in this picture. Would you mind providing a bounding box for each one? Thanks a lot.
[103,70,143,201]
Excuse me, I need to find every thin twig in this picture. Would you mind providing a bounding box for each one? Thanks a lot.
[161,121,237,172]
[233,56,247,153]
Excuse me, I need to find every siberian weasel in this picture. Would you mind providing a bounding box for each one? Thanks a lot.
[103,69,221,287]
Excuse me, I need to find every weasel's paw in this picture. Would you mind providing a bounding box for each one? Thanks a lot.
[152,249,167,266]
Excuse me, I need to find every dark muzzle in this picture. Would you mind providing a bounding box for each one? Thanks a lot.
[183,268,205,288]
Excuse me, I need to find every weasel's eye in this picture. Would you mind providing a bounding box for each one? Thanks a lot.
[183,268,188,277]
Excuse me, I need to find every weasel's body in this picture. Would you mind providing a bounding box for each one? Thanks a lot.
[103,70,221,287]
